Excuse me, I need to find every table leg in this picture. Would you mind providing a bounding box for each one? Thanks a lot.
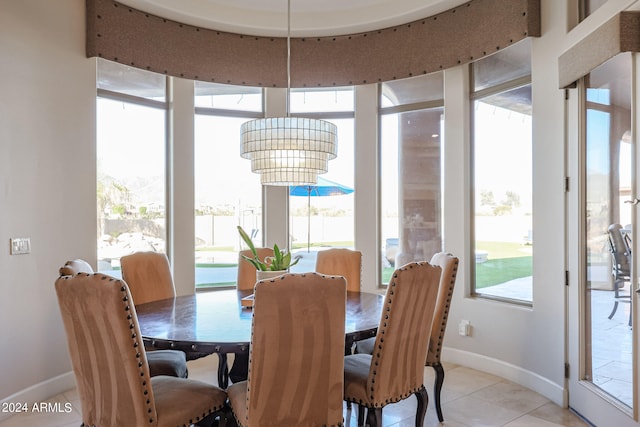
[228,351,249,384]
[217,354,229,389]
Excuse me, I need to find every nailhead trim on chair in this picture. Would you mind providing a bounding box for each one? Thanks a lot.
[72,274,225,427]
[348,263,430,409]
[233,272,345,427]
[429,256,459,364]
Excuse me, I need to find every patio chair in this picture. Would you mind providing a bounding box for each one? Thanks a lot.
[227,272,346,426]
[58,259,189,378]
[55,273,228,426]
[345,261,441,427]
[607,224,632,326]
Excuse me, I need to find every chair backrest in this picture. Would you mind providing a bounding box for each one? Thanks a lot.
[315,248,362,292]
[243,272,346,426]
[426,252,459,365]
[55,273,158,426]
[367,262,441,405]
[59,259,94,276]
[236,247,275,291]
[608,224,631,276]
[120,251,176,305]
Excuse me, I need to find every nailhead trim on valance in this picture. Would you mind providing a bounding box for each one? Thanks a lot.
[86,0,540,88]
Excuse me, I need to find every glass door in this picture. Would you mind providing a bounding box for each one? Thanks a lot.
[568,52,638,425]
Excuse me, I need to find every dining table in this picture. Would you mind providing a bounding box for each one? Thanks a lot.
[136,288,385,388]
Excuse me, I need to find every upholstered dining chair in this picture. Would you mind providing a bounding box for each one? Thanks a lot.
[344,261,441,427]
[236,247,275,291]
[423,252,459,421]
[120,251,176,305]
[58,258,189,379]
[227,272,346,426]
[315,248,362,292]
[55,273,228,427]
[354,252,459,422]
[120,251,209,361]
[227,247,276,384]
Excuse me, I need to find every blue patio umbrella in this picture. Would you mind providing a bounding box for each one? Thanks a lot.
[289,176,354,251]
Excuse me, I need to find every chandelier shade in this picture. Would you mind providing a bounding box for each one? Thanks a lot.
[240,117,338,186]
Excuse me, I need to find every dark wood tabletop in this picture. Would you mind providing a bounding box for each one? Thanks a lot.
[136,288,384,356]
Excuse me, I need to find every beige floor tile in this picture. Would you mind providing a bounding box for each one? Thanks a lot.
[469,380,549,414]
[441,366,503,395]
[0,364,584,427]
[442,395,525,426]
[527,402,589,427]
[503,414,567,426]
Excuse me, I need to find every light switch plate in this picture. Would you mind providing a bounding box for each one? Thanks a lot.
[10,237,31,255]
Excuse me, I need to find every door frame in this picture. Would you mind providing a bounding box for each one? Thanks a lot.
[566,52,639,426]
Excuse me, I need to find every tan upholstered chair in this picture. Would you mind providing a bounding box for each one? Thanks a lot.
[120,251,176,305]
[227,273,346,426]
[55,273,228,427]
[58,259,189,379]
[424,252,459,422]
[120,251,209,361]
[354,252,459,422]
[236,248,275,291]
[315,248,362,292]
[58,259,94,276]
[228,248,276,383]
[344,262,441,427]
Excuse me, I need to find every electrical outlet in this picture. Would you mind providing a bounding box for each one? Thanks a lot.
[458,319,471,337]
[10,237,31,255]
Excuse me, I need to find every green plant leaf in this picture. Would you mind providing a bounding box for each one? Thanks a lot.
[238,226,267,270]
[240,254,265,271]
[237,226,298,271]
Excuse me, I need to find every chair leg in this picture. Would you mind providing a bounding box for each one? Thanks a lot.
[432,363,445,422]
[366,407,382,427]
[415,386,428,427]
[608,300,619,319]
[357,404,365,426]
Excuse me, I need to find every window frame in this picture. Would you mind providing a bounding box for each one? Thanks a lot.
[193,83,265,289]
[469,58,533,306]
[96,70,170,272]
[378,74,445,286]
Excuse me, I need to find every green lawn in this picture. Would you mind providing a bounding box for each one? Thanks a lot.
[381,241,532,288]
[475,241,532,288]
[194,241,532,289]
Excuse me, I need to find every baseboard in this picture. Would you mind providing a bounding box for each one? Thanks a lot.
[442,347,568,407]
[0,371,76,422]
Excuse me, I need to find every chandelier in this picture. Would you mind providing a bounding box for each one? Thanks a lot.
[240,0,337,186]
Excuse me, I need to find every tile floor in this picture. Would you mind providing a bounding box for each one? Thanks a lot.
[590,288,633,407]
[0,355,588,427]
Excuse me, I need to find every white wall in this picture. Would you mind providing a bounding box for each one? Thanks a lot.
[0,0,96,405]
[440,0,569,405]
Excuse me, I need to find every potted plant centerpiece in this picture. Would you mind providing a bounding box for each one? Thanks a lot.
[237,225,300,281]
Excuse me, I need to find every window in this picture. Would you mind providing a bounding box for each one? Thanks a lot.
[194,82,263,288]
[287,87,355,272]
[471,39,533,303]
[96,59,168,276]
[380,73,444,285]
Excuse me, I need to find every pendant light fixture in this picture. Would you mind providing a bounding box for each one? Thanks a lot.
[240,0,338,186]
